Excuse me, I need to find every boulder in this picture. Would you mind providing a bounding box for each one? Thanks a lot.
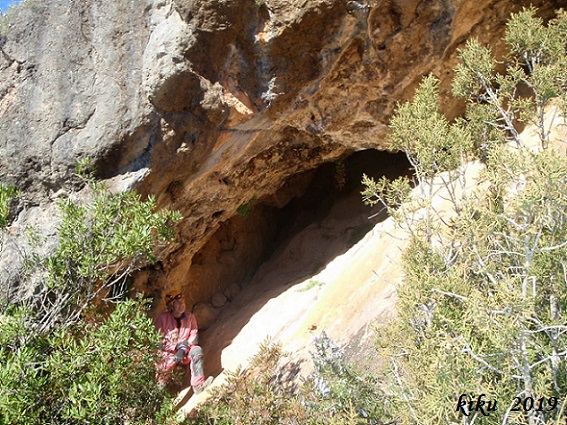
[223,283,242,301]
[192,302,220,331]
[211,292,228,308]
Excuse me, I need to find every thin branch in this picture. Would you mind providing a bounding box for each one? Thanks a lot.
[390,357,419,423]
[529,349,567,370]
[461,339,523,379]
[430,288,468,301]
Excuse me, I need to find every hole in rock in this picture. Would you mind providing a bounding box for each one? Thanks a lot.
[179,149,412,385]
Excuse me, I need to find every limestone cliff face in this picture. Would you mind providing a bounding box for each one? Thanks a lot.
[0,0,153,195]
[1,0,564,314]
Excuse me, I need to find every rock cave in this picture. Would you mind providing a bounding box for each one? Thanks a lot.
[138,148,412,381]
[156,150,409,305]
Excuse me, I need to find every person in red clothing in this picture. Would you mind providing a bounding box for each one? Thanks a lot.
[155,290,213,394]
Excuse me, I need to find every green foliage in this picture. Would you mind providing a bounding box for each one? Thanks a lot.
[0,297,176,425]
[365,7,567,425]
[75,156,96,180]
[49,183,179,283]
[505,7,567,145]
[361,174,412,214]
[190,341,300,425]
[0,0,38,37]
[190,338,387,425]
[453,7,567,148]
[0,9,12,36]
[0,170,181,423]
[305,332,391,424]
[362,76,474,242]
[383,146,567,425]
[390,75,475,180]
[34,181,181,333]
[236,196,257,219]
[0,305,30,348]
[297,278,325,292]
[0,182,19,229]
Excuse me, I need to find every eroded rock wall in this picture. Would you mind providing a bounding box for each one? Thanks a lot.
[0,0,156,196]
[1,0,564,310]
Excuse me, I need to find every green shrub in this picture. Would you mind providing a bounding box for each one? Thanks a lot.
[363,7,567,425]
[0,182,19,229]
[305,332,391,424]
[0,297,176,425]
[189,341,300,425]
[0,166,181,424]
[33,181,181,334]
[190,337,390,425]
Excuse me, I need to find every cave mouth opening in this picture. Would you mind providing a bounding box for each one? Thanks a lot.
[183,148,412,320]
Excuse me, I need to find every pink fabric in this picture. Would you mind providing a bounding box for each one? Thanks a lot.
[155,311,198,352]
[155,311,204,386]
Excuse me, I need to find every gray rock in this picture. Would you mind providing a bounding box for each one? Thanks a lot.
[142,8,198,112]
[0,203,60,302]
[0,0,156,198]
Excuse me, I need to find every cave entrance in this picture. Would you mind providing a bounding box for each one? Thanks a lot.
[181,148,412,382]
[183,149,411,315]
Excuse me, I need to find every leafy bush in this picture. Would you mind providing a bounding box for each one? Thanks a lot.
[30,181,181,334]
[363,7,567,425]
[0,169,181,424]
[0,297,176,425]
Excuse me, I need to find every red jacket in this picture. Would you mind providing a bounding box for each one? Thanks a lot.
[155,311,199,353]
